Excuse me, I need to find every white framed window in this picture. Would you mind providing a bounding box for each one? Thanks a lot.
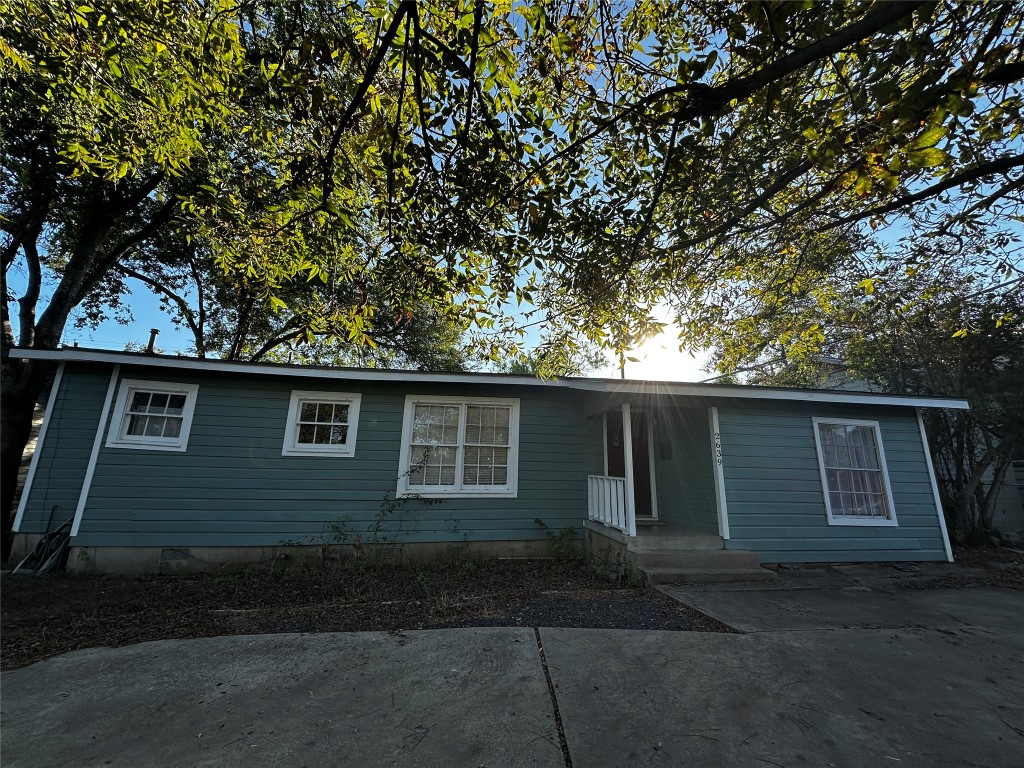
[812,417,898,527]
[397,395,519,498]
[282,391,361,457]
[106,379,199,452]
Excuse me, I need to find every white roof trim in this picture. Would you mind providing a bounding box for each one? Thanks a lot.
[12,348,971,409]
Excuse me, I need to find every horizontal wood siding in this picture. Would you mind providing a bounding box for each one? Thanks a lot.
[73,366,604,547]
[654,407,718,534]
[716,401,946,562]
[18,364,111,533]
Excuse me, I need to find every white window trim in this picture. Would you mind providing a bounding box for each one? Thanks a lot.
[282,390,362,457]
[397,395,520,498]
[812,417,898,527]
[105,379,199,452]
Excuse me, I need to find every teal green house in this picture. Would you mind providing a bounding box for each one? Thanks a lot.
[12,348,967,578]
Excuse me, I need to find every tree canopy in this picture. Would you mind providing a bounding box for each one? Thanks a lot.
[5,1,1022,361]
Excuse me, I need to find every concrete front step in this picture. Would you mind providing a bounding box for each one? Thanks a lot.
[643,566,777,585]
[629,548,761,569]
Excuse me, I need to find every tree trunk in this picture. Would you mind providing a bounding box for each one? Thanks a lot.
[0,356,53,560]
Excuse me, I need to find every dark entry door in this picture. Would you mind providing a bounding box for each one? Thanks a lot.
[605,410,653,517]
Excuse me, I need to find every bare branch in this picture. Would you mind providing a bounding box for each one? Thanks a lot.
[116,264,202,348]
[321,0,415,202]
[16,239,42,348]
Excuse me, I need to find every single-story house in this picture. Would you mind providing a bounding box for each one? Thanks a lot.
[11,348,968,579]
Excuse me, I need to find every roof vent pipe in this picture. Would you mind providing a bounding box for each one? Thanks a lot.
[146,328,160,354]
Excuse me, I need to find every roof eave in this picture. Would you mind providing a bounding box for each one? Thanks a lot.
[10,348,971,410]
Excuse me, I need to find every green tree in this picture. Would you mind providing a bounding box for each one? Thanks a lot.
[499,335,608,377]
[713,238,1024,545]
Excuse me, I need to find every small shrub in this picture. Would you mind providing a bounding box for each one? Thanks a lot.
[534,518,581,562]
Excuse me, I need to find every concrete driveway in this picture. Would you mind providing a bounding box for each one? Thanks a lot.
[2,567,1022,767]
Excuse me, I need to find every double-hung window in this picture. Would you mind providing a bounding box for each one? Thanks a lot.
[397,396,519,497]
[282,391,361,457]
[106,380,200,452]
[812,418,897,526]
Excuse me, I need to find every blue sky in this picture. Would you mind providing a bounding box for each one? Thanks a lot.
[6,264,714,381]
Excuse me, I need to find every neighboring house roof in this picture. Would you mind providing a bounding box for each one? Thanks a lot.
[13,347,971,410]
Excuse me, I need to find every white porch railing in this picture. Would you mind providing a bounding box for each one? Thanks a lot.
[588,475,635,536]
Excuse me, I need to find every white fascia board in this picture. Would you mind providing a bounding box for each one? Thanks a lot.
[14,348,559,389]
[565,378,971,409]
[12,348,971,410]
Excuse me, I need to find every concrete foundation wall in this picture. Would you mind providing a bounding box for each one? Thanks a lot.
[7,534,44,564]
[66,538,571,574]
[584,523,635,580]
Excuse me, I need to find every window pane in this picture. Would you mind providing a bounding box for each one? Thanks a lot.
[441,406,459,444]
[298,424,316,443]
[867,494,886,516]
[416,405,459,445]
[465,406,481,443]
[480,407,497,444]
[427,407,444,444]
[856,428,880,469]
[410,445,457,486]
[145,416,166,437]
[300,402,318,421]
[127,415,148,435]
[149,393,169,413]
[167,395,186,415]
[463,465,479,484]
[164,417,182,438]
[329,425,348,444]
[861,470,883,494]
[495,425,510,445]
[412,406,430,442]
[130,391,150,411]
[332,404,349,424]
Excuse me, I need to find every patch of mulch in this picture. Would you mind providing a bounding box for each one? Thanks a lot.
[952,544,1024,568]
[904,545,1024,591]
[0,559,731,670]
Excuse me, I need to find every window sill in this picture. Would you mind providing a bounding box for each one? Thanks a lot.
[281,447,356,458]
[398,490,517,499]
[105,438,189,453]
[826,516,899,527]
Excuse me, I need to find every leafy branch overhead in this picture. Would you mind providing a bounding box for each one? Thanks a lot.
[5,1,1023,362]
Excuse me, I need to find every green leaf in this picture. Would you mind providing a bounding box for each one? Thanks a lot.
[908,148,947,168]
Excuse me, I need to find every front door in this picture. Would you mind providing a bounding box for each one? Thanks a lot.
[605,410,654,518]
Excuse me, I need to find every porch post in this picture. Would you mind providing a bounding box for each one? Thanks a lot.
[621,403,637,536]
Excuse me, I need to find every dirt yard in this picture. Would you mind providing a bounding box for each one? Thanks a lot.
[0,557,732,670]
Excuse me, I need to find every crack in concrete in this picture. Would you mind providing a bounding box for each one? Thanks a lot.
[534,627,574,768]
